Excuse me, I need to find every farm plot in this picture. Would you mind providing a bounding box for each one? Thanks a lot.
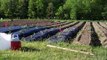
[1,21,107,60]
[48,22,85,43]
[24,22,79,41]
[0,26,25,33]
[98,22,107,30]
[1,20,107,48]
[0,20,70,27]
[74,22,101,46]
[13,26,50,39]
[0,21,76,40]
[93,22,107,48]
[25,28,60,41]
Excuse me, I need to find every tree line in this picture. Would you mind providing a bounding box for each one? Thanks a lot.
[0,0,107,20]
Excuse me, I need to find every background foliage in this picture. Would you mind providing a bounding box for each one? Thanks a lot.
[0,0,107,20]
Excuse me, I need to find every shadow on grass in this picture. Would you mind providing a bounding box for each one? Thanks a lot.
[20,47,40,52]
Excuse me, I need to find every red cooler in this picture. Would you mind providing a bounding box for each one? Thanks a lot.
[11,34,21,50]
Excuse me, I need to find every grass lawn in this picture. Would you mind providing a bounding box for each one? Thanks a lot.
[0,41,107,60]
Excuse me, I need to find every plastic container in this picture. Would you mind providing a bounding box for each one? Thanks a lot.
[11,34,21,50]
[0,33,21,50]
[0,33,11,50]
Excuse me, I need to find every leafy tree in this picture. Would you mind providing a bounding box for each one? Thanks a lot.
[0,0,4,17]
[46,2,54,19]
[28,0,37,18]
[2,0,19,19]
[18,0,28,19]
[0,0,8,18]
[36,0,44,18]
[101,0,107,20]
[55,6,64,19]
[0,0,107,20]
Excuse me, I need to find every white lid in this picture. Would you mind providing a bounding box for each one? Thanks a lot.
[11,34,19,41]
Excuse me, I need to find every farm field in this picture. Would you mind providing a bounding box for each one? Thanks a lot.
[0,20,107,60]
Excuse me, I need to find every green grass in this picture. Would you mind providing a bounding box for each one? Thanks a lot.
[0,41,107,60]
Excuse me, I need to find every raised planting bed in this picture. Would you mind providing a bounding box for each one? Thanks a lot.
[74,22,101,46]
[25,28,60,41]
[2,20,66,27]
[93,22,107,48]
[46,22,71,28]
[98,22,107,30]
[59,22,79,30]
[13,26,50,39]
[48,22,85,43]
[51,22,72,28]
[0,26,24,33]
[24,22,78,41]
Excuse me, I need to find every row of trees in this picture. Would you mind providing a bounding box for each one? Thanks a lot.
[0,0,107,20]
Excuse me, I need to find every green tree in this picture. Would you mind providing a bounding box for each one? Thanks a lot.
[36,0,45,18]
[18,0,28,19]
[63,0,77,19]
[28,0,37,18]
[0,0,4,17]
[89,0,103,20]
[101,0,107,20]
[46,2,54,19]
[3,0,19,19]
[0,0,8,18]
[0,0,106,20]
[55,6,64,19]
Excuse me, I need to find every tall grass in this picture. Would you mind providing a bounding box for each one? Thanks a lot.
[0,41,107,60]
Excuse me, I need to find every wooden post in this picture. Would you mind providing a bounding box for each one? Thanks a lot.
[47,45,94,56]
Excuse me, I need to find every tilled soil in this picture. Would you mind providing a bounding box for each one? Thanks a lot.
[74,22,101,46]
[1,21,107,48]
[93,22,107,48]
[74,22,92,45]
[98,22,107,30]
